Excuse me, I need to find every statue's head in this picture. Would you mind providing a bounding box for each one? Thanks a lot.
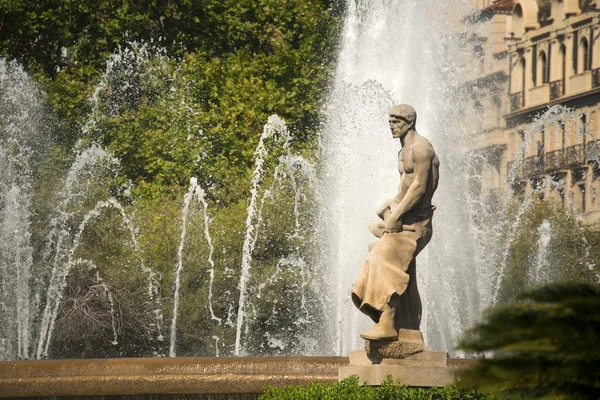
[388,104,417,139]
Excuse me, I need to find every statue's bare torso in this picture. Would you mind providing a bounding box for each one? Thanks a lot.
[396,135,439,219]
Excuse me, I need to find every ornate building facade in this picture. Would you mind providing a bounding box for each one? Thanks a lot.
[468,0,600,224]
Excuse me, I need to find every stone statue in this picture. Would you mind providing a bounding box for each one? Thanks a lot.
[351,104,440,347]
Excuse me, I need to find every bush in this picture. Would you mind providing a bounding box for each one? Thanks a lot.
[260,376,502,400]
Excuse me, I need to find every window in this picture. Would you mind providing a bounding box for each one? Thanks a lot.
[521,57,526,92]
[538,51,548,84]
[578,37,590,72]
[513,5,524,38]
[560,43,566,93]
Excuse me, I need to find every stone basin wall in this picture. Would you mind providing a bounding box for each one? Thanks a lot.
[0,356,475,398]
[0,356,347,398]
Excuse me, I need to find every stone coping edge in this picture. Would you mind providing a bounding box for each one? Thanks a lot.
[0,373,338,398]
[0,356,349,379]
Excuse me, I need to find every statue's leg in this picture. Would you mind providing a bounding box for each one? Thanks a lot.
[393,292,412,330]
[392,259,422,330]
[359,303,397,340]
[406,259,422,329]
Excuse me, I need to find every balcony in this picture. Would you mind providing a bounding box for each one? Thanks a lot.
[550,80,564,100]
[524,155,544,176]
[593,68,600,88]
[545,149,565,171]
[510,146,588,180]
[510,92,524,112]
[528,84,550,106]
[568,70,593,94]
[565,144,585,166]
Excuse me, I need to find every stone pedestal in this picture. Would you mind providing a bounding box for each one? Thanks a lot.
[338,330,456,387]
[339,350,456,387]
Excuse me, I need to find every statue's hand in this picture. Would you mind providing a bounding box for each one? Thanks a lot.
[384,217,402,233]
[377,199,398,220]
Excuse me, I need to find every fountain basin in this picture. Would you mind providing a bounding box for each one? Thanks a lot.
[0,356,477,398]
[0,356,346,398]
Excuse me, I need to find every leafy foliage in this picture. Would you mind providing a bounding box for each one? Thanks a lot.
[496,202,599,302]
[460,282,600,400]
[1,0,341,168]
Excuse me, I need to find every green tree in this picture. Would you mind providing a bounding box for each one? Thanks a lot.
[1,0,342,358]
[1,0,341,160]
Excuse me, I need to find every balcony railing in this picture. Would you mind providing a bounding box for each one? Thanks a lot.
[565,144,585,166]
[544,149,565,171]
[593,68,600,88]
[550,80,564,100]
[510,146,588,180]
[510,92,524,112]
[524,155,544,176]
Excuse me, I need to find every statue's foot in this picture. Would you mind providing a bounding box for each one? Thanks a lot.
[360,323,397,340]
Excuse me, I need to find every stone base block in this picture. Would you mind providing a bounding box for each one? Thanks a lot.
[342,350,454,387]
[338,363,456,387]
[365,329,428,359]
[343,329,455,387]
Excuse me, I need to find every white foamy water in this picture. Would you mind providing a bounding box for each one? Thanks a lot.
[0,60,44,361]
[321,0,600,357]
[320,0,489,355]
[234,115,291,356]
[530,220,553,286]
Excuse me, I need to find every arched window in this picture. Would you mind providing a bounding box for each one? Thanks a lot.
[511,56,526,110]
[511,1,540,37]
[560,44,566,94]
[513,5,524,38]
[578,37,590,72]
[521,57,527,92]
[538,51,548,84]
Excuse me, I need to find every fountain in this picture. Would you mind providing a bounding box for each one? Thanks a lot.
[235,116,291,357]
[0,59,40,361]
[321,1,600,358]
[170,177,211,357]
[320,0,490,355]
[1,41,325,363]
[1,0,600,397]
[530,219,553,286]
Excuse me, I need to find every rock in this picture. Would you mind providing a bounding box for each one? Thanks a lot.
[364,329,428,359]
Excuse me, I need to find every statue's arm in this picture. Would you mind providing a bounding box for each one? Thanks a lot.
[385,145,433,233]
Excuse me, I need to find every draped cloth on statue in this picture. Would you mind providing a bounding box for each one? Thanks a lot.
[351,207,434,325]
